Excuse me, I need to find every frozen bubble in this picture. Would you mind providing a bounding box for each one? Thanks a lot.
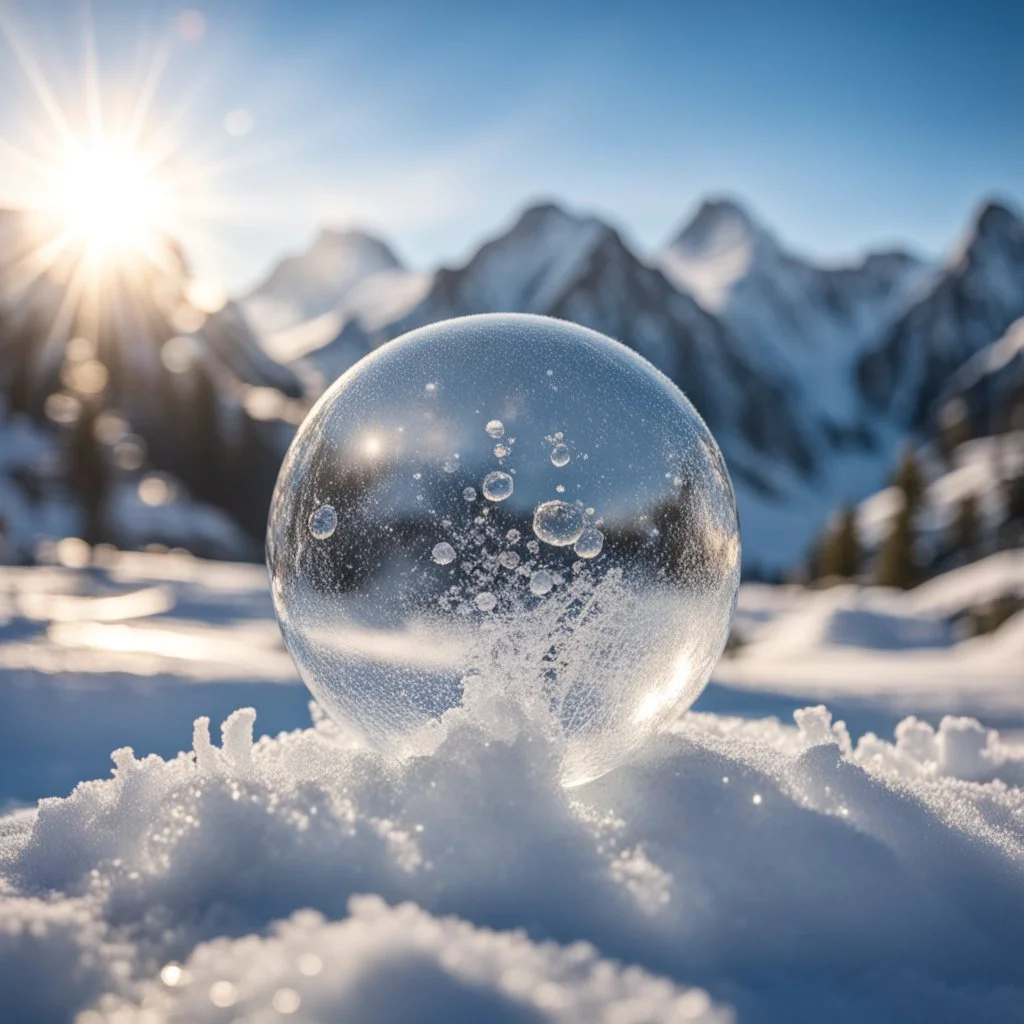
[267,314,740,787]
[573,527,604,559]
[486,418,505,438]
[532,500,585,547]
[308,504,337,540]
[431,542,457,565]
[550,443,570,467]
[494,444,510,458]
[475,591,497,613]
[482,470,514,502]
[529,569,554,596]
[555,484,565,494]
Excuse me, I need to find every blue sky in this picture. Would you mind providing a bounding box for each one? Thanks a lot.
[0,0,1020,290]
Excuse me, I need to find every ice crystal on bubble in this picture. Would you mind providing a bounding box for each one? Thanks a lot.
[431,542,457,566]
[308,504,337,540]
[550,443,570,467]
[482,471,514,502]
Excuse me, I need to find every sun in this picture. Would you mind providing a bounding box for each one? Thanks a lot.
[51,138,167,265]
[0,12,237,298]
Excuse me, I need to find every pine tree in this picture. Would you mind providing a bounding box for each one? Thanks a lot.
[936,398,971,465]
[822,506,860,579]
[875,498,918,589]
[949,493,981,563]
[892,444,924,509]
[67,402,110,545]
[876,446,925,589]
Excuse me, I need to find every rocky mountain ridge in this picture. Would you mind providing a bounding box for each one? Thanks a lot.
[243,195,1024,568]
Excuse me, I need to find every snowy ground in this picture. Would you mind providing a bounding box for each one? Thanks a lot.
[1,551,1023,1022]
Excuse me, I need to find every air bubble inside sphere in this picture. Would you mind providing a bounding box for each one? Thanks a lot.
[267,314,740,785]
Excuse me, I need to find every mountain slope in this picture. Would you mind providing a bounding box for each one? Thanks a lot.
[933,317,1024,439]
[858,201,1024,426]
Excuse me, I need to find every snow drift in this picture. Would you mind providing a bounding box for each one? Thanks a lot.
[2,690,1024,1023]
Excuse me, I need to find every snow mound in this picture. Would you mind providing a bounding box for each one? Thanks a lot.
[86,897,725,1024]
[715,562,1023,722]
[3,695,1024,1022]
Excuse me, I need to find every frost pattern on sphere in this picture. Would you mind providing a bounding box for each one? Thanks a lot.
[267,314,740,785]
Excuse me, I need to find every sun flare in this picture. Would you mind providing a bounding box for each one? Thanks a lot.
[51,139,166,264]
[0,11,244,304]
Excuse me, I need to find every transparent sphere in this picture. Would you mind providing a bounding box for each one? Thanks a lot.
[267,314,740,785]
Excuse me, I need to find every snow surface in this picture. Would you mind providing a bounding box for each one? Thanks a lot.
[716,552,1024,726]
[1,552,1023,1022]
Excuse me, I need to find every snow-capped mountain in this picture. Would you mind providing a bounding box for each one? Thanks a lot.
[243,228,430,363]
[311,202,815,480]
[236,198,1005,568]
[659,198,931,426]
[858,201,1024,427]
[245,228,401,328]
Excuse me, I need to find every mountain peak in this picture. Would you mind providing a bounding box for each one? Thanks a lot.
[967,199,1024,249]
[308,227,401,266]
[420,200,613,316]
[659,198,779,310]
[948,198,1024,276]
[508,200,605,237]
[669,197,770,258]
[245,226,403,332]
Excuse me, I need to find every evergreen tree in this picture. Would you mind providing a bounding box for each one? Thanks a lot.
[67,402,110,545]
[892,444,924,509]
[936,398,971,465]
[876,445,926,589]
[875,498,918,589]
[821,506,860,579]
[949,493,981,563]
[1006,469,1024,523]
